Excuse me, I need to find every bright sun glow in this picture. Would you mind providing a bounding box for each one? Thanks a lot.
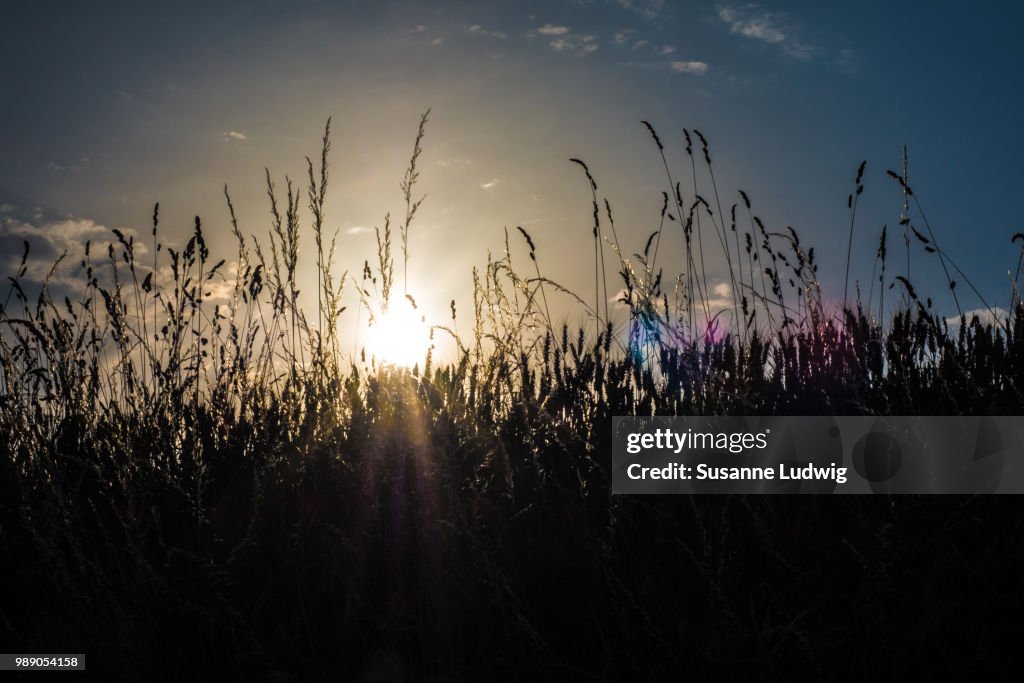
[364,299,432,368]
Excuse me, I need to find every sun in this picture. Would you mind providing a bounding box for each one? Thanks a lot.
[364,299,432,368]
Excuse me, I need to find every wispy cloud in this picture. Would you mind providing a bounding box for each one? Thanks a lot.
[346,226,372,235]
[223,130,248,142]
[550,34,598,55]
[612,29,635,46]
[837,47,857,74]
[481,178,500,190]
[467,24,508,40]
[613,30,677,58]
[408,24,444,45]
[534,25,598,56]
[47,157,91,175]
[717,4,814,60]
[437,158,472,169]
[670,60,708,75]
[719,6,784,43]
[614,0,665,20]
[537,24,570,36]
[619,58,710,76]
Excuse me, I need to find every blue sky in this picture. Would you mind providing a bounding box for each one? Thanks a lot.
[2,0,1022,336]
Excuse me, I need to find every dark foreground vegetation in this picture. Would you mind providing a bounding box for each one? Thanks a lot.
[2,115,1023,679]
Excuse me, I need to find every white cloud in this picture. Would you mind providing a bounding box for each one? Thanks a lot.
[223,130,248,141]
[946,307,1010,328]
[612,276,731,318]
[717,4,814,60]
[431,36,444,45]
[538,24,570,36]
[694,281,733,313]
[202,261,240,302]
[346,226,373,235]
[411,25,427,33]
[0,208,147,290]
[481,178,500,189]
[670,60,708,75]
[611,287,634,310]
[658,45,676,55]
[468,24,508,39]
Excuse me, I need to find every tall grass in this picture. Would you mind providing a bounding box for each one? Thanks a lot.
[1,114,1023,679]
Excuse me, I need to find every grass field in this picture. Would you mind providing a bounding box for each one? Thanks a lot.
[2,115,1022,679]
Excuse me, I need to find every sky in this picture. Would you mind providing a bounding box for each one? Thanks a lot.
[2,0,1022,349]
